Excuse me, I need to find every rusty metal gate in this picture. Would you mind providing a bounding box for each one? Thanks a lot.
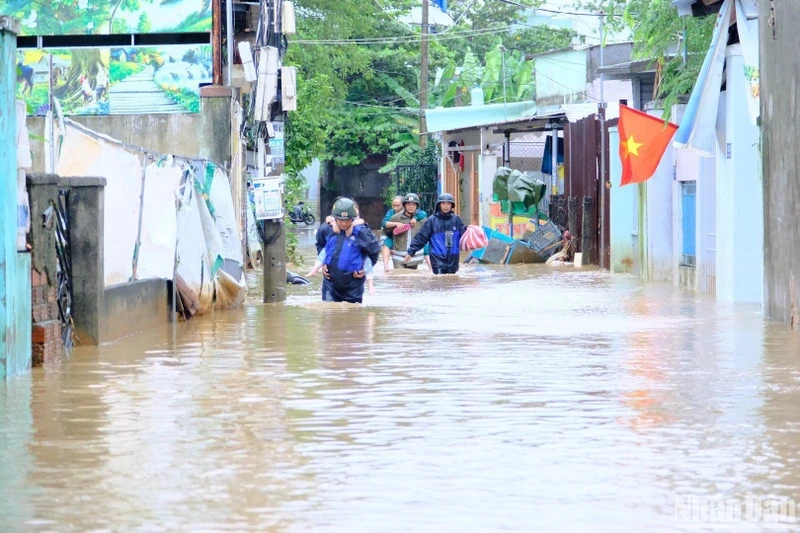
[54,189,74,348]
[563,114,613,266]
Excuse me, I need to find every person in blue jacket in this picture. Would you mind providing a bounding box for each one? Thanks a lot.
[405,193,466,275]
[319,197,382,303]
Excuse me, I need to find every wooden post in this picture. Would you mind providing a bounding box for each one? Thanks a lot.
[582,196,594,264]
[419,0,429,148]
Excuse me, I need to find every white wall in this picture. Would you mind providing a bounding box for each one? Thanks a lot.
[300,159,321,201]
[715,45,764,304]
[644,105,675,282]
[586,78,634,120]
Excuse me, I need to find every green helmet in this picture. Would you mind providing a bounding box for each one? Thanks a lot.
[403,193,421,208]
[332,197,358,220]
[436,192,456,212]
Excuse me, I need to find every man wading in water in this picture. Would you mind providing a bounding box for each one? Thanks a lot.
[318,197,381,304]
[383,193,430,270]
[405,193,466,275]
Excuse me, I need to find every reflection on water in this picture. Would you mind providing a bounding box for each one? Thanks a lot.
[2,237,800,531]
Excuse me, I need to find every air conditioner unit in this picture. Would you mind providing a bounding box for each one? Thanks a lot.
[238,41,257,83]
[283,1,296,35]
[282,66,297,112]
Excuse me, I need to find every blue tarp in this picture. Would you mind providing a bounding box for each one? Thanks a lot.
[673,0,732,154]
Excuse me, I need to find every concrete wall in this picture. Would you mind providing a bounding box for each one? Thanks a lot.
[102,280,168,344]
[535,49,588,106]
[28,96,233,174]
[715,45,764,304]
[320,155,391,230]
[0,20,31,379]
[760,0,800,324]
[643,103,675,282]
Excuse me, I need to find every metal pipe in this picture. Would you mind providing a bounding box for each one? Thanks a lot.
[213,0,223,85]
[226,0,234,86]
[599,12,607,269]
[504,132,513,239]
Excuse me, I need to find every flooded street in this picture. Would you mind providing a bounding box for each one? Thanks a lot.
[3,231,800,531]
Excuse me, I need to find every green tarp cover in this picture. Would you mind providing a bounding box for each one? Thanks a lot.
[493,167,547,215]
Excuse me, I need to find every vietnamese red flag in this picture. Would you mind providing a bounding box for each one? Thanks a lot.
[618,105,679,186]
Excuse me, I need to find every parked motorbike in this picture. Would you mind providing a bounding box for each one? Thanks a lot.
[289,202,316,226]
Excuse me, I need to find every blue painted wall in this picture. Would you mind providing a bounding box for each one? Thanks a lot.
[0,18,31,379]
[609,126,637,274]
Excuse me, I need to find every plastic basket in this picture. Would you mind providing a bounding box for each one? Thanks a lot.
[524,220,562,257]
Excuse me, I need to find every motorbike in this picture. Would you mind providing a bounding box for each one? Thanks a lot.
[288,203,316,226]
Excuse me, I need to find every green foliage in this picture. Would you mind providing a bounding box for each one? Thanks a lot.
[0,0,211,36]
[578,0,714,120]
[109,61,145,84]
[137,12,151,33]
[448,0,580,59]
[160,85,200,112]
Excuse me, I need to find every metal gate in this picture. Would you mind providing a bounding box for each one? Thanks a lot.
[54,189,74,348]
[394,164,438,216]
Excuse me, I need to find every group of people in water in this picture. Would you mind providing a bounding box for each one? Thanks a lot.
[306,192,467,304]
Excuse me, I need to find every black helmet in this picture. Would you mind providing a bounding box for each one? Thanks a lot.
[436,192,456,212]
[332,197,358,220]
[402,193,421,208]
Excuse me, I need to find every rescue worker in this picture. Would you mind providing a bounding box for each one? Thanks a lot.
[319,197,381,304]
[405,192,466,275]
[380,195,429,272]
[383,193,429,270]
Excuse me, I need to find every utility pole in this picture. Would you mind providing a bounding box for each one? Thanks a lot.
[419,0,429,148]
[262,0,287,304]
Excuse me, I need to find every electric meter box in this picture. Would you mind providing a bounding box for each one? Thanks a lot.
[253,176,284,220]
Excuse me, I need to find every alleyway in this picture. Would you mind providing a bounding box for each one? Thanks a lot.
[2,235,800,531]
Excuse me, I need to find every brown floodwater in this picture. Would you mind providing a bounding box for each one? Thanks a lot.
[2,230,800,531]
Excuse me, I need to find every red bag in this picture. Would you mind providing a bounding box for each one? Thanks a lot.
[460,225,489,251]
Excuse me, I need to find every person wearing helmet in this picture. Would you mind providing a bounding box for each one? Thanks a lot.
[380,194,430,272]
[382,193,428,270]
[310,200,377,296]
[317,197,381,303]
[405,192,466,274]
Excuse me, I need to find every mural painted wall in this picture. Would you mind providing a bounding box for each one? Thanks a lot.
[0,0,211,36]
[17,45,212,115]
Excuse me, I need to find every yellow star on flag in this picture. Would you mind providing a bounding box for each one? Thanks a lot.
[623,135,643,158]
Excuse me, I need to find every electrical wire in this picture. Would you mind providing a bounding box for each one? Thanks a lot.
[290,20,550,45]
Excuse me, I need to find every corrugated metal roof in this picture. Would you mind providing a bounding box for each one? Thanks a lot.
[425,102,597,133]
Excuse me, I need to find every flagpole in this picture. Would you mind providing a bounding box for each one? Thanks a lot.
[598,11,607,269]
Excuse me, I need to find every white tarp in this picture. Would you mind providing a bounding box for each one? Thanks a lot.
[175,182,216,314]
[673,0,733,154]
[137,162,182,281]
[735,0,760,125]
[208,165,243,266]
[57,127,141,286]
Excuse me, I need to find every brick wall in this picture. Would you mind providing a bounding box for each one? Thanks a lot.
[31,266,62,365]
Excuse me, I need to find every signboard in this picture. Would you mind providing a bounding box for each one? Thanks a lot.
[253,176,284,221]
[0,0,212,36]
[16,45,212,116]
[269,122,285,166]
